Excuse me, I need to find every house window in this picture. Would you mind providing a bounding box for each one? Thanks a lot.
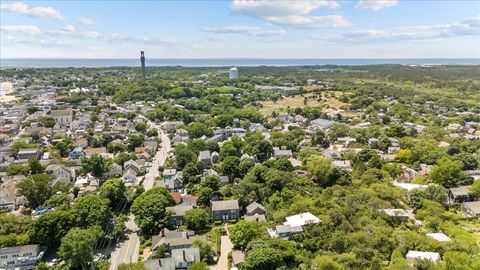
[7,261,15,265]
[11,254,19,258]
[23,253,33,256]
[0,255,7,259]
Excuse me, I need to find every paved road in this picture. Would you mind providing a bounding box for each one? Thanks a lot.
[109,110,172,270]
[210,225,233,270]
[109,216,139,270]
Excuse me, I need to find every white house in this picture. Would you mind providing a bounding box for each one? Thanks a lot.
[406,251,441,264]
[45,164,73,184]
[284,212,321,227]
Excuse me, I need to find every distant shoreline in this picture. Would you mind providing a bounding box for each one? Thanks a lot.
[1,58,479,68]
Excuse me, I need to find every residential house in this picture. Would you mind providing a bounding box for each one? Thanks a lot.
[332,160,352,171]
[448,185,471,204]
[163,169,177,181]
[406,251,441,265]
[198,150,211,167]
[211,200,240,222]
[122,168,138,185]
[144,248,200,270]
[426,232,451,242]
[267,224,304,239]
[50,109,72,127]
[245,201,266,216]
[124,160,141,174]
[380,208,410,222]
[284,212,321,227]
[158,172,183,192]
[151,229,196,251]
[166,205,193,227]
[309,118,335,130]
[0,176,26,211]
[0,244,45,270]
[461,201,480,217]
[45,164,73,184]
[69,147,84,160]
[17,149,40,160]
[103,164,123,178]
[83,147,107,158]
[273,148,293,159]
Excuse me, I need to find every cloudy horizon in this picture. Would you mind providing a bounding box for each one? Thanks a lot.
[1,0,479,59]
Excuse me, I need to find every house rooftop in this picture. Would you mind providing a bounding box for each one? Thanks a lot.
[449,185,470,197]
[211,199,239,211]
[426,232,451,242]
[406,250,441,262]
[284,212,320,227]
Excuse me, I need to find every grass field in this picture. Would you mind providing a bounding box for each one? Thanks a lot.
[259,91,347,116]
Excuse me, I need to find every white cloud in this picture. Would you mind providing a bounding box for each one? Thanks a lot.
[79,17,95,25]
[0,25,41,36]
[207,35,228,42]
[0,2,65,20]
[203,25,286,37]
[356,0,398,11]
[329,15,480,42]
[61,25,76,33]
[81,31,101,38]
[230,0,350,28]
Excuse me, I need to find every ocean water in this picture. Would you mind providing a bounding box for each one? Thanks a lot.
[1,58,479,68]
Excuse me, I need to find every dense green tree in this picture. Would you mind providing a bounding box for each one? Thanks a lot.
[81,154,112,177]
[250,140,273,162]
[107,142,126,153]
[174,144,197,170]
[186,122,213,138]
[430,157,471,188]
[455,152,478,170]
[201,176,221,191]
[195,187,213,207]
[29,210,76,247]
[118,262,146,270]
[127,134,145,151]
[59,227,102,270]
[71,194,112,229]
[230,221,260,249]
[134,121,148,133]
[187,262,209,270]
[146,128,159,137]
[183,162,202,184]
[99,178,127,209]
[469,180,480,199]
[220,156,241,180]
[192,239,213,261]
[131,187,175,235]
[243,247,285,270]
[184,208,210,231]
[18,174,54,209]
[28,158,44,174]
[44,193,71,209]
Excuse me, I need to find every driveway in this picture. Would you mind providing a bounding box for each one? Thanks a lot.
[210,226,233,270]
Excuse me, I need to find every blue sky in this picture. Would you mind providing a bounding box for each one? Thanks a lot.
[1,0,479,58]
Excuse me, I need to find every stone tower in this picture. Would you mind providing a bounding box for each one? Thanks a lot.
[140,51,146,80]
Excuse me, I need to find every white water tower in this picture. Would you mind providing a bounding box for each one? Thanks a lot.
[229,67,238,79]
